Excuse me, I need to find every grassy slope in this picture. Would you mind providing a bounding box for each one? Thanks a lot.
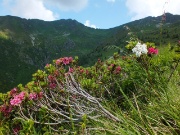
[87,46,180,135]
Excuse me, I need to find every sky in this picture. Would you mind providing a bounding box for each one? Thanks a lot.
[0,0,180,29]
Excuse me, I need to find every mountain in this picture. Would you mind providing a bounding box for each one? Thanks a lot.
[83,13,180,64]
[0,13,180,92]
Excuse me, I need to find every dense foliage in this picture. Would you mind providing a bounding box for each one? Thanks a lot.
[0,39,179,134]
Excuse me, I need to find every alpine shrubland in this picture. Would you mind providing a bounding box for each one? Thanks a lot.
[0,38,179,134]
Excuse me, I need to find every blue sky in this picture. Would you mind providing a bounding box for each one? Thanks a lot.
[0,0,180,29]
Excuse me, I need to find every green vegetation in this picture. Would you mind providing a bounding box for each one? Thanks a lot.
[0,30,9,39]
[0,13,180,92]
[0,13,180,134]
[0,39,179,134]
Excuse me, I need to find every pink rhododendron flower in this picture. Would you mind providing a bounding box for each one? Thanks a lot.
[45,64,50,68]
[63,57,70,65]
[53,70,59,77]
[68,57,73,63]
[112,66,121,74]
[148,47,158,54]
[115,66,121,74]
[0,104,13,117]
[13,125,21,134]
[80,69,84,73]
[55,59,61,65]
[38,92,43,98]
[49,83,57,89]
[69,67,74,73]
[10,97,22,106]
[86,69,89,75]
[10,88,18,97]
[18,92,26,100]
[55,57,73,66]
[48,75,55,82]
[55,58,63,65]
[10,92,26,106]
[108,64,115,70]
[29,93,38,100]
[154,49,158,54]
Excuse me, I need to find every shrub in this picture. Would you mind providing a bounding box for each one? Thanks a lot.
[0,41,179,134]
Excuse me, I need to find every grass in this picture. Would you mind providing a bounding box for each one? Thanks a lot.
[80,45,180,135]
[85,69,179,135]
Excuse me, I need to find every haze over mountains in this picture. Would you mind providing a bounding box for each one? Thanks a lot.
[0,13,180,92]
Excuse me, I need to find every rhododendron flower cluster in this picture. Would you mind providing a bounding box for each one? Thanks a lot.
[49,83,57,89]
[68,67,74,73]
[76,66,85,74]
[29,93,38,100]
[56,57,73,65]
[45,64,50,68]
[148,47,158,54]
[108,64,115,70]
[132,42,148,57]
[10,92,26,106]
[0,104,13,117]
[48,75,56,82]
[108,64,121,74]
[86,69,89,75]
[48,75,57,89]
[115,66,121,74]
[80,69,84,73]
[10,87,18,97]
[29,92,43,100]
[13,125,21,134]
[38,92,43,98]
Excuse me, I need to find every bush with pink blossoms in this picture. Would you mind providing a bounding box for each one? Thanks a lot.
[0,49,178,135]
[0,55,124,134]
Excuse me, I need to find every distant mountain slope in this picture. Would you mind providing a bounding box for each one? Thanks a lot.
[0,13,180,92]
[82,13,180,65]
[0,16,115,92]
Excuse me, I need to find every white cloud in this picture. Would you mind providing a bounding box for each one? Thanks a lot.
[84,20,97,29]
[107,0,116,3]
[3,0,57,21]
[126,0,180,21]
[2,0,89,20]
[44,0,88,12]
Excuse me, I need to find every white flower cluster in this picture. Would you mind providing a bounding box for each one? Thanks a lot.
[132,42,148,57]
